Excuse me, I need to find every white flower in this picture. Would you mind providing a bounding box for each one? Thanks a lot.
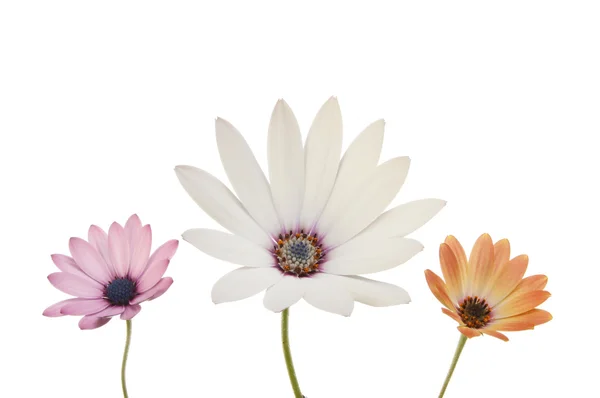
[176,97,445,316]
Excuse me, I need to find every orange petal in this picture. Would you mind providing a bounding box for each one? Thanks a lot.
[510,274,548,297]
[493,239,511,269]
[494,290,551,319]
[439,243,463,301]
[470,233,494,295]
[486,254,529,307]
[457,326,482,339]
[424,270,455,310]
[478,239,512,299]
[488,309,553,331]
[482,329,509,342]
[444,235,468,279]
[442,307,463,323]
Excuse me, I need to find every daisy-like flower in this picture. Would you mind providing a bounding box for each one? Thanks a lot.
[426,233,552,398]
[425,233,552,342]
[176,97,445,316]
[43,214,178,329]
[176,97,444,397]
[43,214,178,397]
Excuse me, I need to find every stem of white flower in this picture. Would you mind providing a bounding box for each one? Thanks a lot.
[438,333,467,398]
[281,308,303,398]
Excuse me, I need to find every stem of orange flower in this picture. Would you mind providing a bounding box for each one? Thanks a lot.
[121,319,132,398]
[282,308,304,398]
[438,334,467,398]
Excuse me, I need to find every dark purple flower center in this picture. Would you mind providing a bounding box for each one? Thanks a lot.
[106,278,136,305]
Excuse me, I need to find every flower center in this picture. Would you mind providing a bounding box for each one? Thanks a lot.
[458,296,491,329]
[105,278,136,305]
[273,230,323,277]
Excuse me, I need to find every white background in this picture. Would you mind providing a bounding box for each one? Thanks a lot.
[1,1,598,397]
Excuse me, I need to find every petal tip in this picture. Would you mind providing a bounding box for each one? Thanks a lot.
[210,291,223,305]
[42,308,56,317]
[174,165,191,174]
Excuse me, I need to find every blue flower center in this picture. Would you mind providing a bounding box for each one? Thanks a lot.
[273,230,323,277]
[106,278,136,305]
[288,241,311,260]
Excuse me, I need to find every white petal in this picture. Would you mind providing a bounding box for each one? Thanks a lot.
[335,275,411,306]
[216,118,281,235]
[268,99,305,232]
[263,276,305,312]
[182,228,275,267]
[323,237,423,275]
[211,267,282,304]
[299,97,343,228]
[316,120,384,235]
[303,274,354,316]
[357,199,447,240]
[322,156,411,248]
[175,165,270,247]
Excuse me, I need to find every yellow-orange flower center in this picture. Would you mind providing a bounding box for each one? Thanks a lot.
[458,296,491,329]
[273,230,323,277]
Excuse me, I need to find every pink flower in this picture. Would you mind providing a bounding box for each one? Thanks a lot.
[43,214,178,330]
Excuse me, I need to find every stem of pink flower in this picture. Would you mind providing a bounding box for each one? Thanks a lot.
[281,308,303,398]
[121,319,132,398]
[438,334,467,398]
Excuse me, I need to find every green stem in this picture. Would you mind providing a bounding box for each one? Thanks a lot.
[121,319,132,398]
[281,308,303,398]
[438,334,467,398]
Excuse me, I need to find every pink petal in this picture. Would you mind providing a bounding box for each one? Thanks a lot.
[43,298,81,317]
[146,240,179,269]
[48,272,104,298]
[88,225,115,276]
[121,304,142,320]
[60,299,110,316]
[69,237,112,284]
[78,315,112,330]
[129,225,152,280]
[124,214,142,244]
[149,277,173,300]
[51,254,87,278]
[131,277,173,304]
[137,259,170,292]
[108,222,130,277]
[91,305,125,317]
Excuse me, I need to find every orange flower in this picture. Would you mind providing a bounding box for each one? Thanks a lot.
[425,233,552,342]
